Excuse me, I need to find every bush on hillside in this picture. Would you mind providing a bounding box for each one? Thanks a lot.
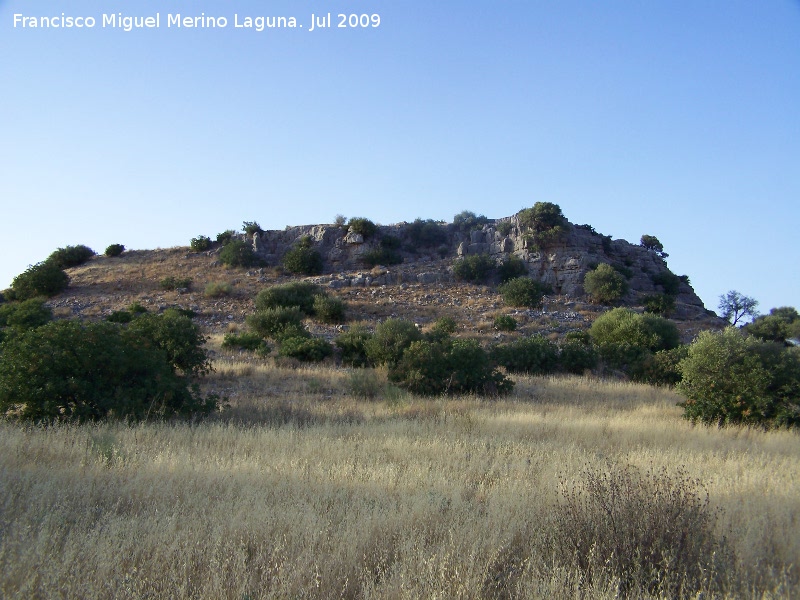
[204,281,232,297]
[0,320,218,422]
[362,247,403,267]
[219,239,260,268]
[278,336,333,362]
[190,236,212,252]
[557,338,599,374]
[493,314,517,332]
[677,328,800,428]
[490,335,559,375]
[584,263,628,305]
[517,202,569,248]
[642,293,675,316]
[246,306,306,342]
[222,331,271,356]
[453,210,489,232]
[636,345,688,386]
[405,218,448,248]
[745,307,800,344]
[0,298,53,334]
[452,253,495,283]
[11,261,69,300]
[364,318,423,367]
[126,309,211,377]
[347,217,378,239]
[335,325,374,367]
[389,339,513,397]
[160,276,192,291]
[499,277,550,308]
[104,244,125,257]
[242,221,264,236]
[283,243,323,275]
[47,245,95,269]
[216,230,236,245]
[497,255,527,283]
[312,294,345,323]
[255,281,324,315]
[651,271,681,297]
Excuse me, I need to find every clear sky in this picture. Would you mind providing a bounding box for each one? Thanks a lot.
[1,1,798,315]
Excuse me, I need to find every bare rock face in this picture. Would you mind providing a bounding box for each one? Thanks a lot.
[251,217,713,319]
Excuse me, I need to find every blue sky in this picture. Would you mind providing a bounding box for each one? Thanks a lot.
[1,1,798,315]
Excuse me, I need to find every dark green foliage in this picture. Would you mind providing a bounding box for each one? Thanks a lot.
[255,282,323,315]
[334,214,347,228]
[589,308,681,373]
[613,264,633,280]
[452,254,495,283]
[405,219,448,247]
[364,318,423,367]
[745,307,800,344]
[47,245,95,269]
[312,294,345,323]
[11,261,69,300]
[557,339,599,374]
[222,332,271,356]
[0,320,217,422]
[640,234,668,258]
[576,224,597,234]
[498,277,550,308]
[453,210,488,232]
[427,316,457,342]
[380,235,402,250]
[129,302,148,314]
[636,345,688,386]
[278,336,333,362]
[160,276,192,291]
[219,239,260,268]
[517,202,568,246]
[204,281,232,298]
[347,217,378,239]
[283,243,323,275]
[678,328,800,428]
[246,306,306,341]
[389,339,513,397]
[190,236,212,252]
[126,309,211,377]
[335,325,374,367]
[362,247,403,267]
[552,461,729,598]
[490,335,559,375]
[242,221,264,236]
[583,263,628,304]
[0,299,52,332]
[497,255,527,283]
[493,314,517,332]
[216,230,236,245]
[106,310,134,323]
[495,221,513,236]
[718,290,759,326]
[651,271,681,297]
[104,244,125,257]
[642,293,675,316]
[600,235,613,254]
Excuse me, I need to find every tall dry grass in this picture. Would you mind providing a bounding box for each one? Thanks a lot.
[1,371,798,598]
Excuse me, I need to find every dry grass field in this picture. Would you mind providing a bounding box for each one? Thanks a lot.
[1,362,798,599]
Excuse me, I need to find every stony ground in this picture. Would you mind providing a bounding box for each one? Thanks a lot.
[51,247,717,348]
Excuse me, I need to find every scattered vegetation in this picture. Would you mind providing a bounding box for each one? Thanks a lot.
[584,263,629,304]
[278,336,333,362]
[215,229,236,245]
[640,234,668,258]
[104,243,125,257]
[160,276,192,291]
[346,217,378,239]
[491,335,559,375]
[190,235,212,252]
[46,245,95,269]
[745,306,800,344]
[493,314,517,332]
[242,221,264,236]
[452,253,495,283]
[219,239,260,268]
[453,210,489,232]
[203,281,232,298]
[10,261,69,300]
[517,202,569,248]
[498,277,550,308]
[222,332,271,356]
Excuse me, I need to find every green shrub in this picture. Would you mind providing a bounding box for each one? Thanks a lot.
[745,307,800,344]
[160,276,192,291]
[129,302,148,314]
[427,316,457,342]
[389,339,513,397]
[490,335,559,375]
[583,263,629,304]
[452,253,495,283]
[636,345,688,386]
[104,244,125,257]
[219,239,260,268]
[497,255,527,283]
[190,236,212,252]
[126,309,211,377]
[364,318,423,367]
[493,314,517,332]
[222,332,271,355]
[552,461,729,598]
[246,306,306,341]
[557,339,598,374]
[642,293,675,316]
[255,281,323,315]
[334,214,347,228]
[47,245,95,269]
[496,221,513,236]
[517,202,569,248]
[362,247,402,267]
[278,336,333,362]
[405,219,448,247]
[283,244,323,275]
[11,261,69,300]
[0,320,218,422]
[347,217,378,239]
[0,298,52,331]
[216,230,236,245]
[640,234,668,258]
[242,221,264,236]
[106,310,134,323]
[335,325,374,367]
[589,307,680,373]
[651,271,681,296]
[312,294,345,323]
[498,277,550,308]
[204,281,232,297]
[677,328,800,428]
[453,210,488,232]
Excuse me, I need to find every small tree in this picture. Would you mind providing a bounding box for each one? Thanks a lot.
[746,307,800,344]
[640,235,668,258]
[104,244,125,257]
[190,236,212,252]
[11,261,69,300]
[47,245,95,269]
[364,318,423,367]
[452,254,495,283]
[583,263,628,304]
[219,240,260,268]
[718,290,759,326]
[346,217,378,239]
[498,277,550,308]
[242,221,264,236]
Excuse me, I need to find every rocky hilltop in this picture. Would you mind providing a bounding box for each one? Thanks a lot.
[249,212,711,321]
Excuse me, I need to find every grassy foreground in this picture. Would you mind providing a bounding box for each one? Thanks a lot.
[1,367,798,599]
